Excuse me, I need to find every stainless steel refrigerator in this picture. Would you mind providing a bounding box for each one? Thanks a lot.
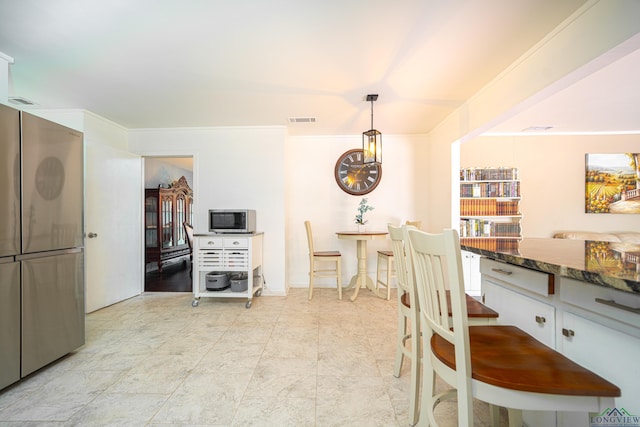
[0,103,84,390]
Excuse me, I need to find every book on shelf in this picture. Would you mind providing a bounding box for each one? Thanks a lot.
[459,219,521,238]
[460,181,520,198]
[460,167,519,181]
[460,199,520,216]
[460,237,520,251]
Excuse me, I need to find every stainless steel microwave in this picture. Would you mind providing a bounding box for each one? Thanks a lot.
[208,209,256,234]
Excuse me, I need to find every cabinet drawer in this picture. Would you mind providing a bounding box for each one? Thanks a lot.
[199,237,223,248]
[480,257,554,296]
[223,238,248,249]
[560,277,640,329]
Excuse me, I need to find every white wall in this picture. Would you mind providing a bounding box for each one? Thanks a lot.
[461,134,640,237]
[144,158,193,189]
[0,52,12,103]
[285,134,425,288]
[129,126,288,295]
[130,129,425,293]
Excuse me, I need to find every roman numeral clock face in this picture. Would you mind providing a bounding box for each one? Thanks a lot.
[334,149,382,195]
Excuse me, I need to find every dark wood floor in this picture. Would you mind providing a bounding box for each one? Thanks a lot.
[144,260,192,292]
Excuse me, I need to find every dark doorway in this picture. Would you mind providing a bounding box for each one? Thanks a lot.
[143,156,194,292]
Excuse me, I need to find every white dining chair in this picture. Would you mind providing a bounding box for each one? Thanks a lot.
[304,220,342,300]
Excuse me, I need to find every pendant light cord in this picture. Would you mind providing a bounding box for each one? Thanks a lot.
[370,99,374,129]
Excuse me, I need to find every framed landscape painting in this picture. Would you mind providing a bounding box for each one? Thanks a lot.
[585,153,640,214]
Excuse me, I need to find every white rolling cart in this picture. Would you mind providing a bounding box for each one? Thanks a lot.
[192,233,264,308]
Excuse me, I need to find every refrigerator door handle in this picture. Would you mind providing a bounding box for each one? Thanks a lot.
[16,248,82,261]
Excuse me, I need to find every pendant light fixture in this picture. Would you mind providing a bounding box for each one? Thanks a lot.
[362,94,381,164]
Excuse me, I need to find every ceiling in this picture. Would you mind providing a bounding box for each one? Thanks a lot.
[1,0,637,136]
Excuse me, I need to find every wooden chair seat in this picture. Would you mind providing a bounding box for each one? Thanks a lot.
[401,291,499,320]
[431,325,620,397]
[314,250,341,257]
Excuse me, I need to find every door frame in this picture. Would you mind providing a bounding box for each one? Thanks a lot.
[141,152,197,289]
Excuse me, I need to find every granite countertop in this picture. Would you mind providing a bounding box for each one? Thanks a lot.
[461,238,640,295]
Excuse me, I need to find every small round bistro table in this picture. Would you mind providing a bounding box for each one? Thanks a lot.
[336,230,389,301]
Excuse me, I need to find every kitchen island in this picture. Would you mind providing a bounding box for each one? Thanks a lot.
[461,237,640,294]
[461,237,640,427]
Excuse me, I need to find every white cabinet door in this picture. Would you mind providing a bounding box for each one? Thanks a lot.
[561,311,640,425]
[461,250,481,297]
[482,278,555,348]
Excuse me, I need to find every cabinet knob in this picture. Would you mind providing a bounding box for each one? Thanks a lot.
[87,232,98,238]
[562,328,575,338]
[535,315,546,324]
[491,268,513,276]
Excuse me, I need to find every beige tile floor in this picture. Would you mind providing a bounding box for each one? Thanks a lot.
[0,288,500,426]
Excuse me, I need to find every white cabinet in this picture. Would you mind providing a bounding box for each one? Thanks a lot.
[559,277,640,425]
[482,279,556,348]
[480,259,556,348]
[192,233,264,308]
[480,260,640,426]
[461,250,481,297]
[560,312,640,426]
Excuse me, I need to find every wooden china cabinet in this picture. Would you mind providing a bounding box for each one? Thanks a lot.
[145,176,193,271]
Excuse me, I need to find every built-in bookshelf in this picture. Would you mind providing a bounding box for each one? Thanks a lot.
[459,167,521,251]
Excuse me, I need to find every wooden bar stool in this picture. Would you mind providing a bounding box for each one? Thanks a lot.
[408,228,620,427]
[375,250,394,300]
[304,220,342,300]
[375,220,422,301]
[388,224,498,426]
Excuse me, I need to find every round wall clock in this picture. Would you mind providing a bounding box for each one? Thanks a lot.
[334,149,382,195]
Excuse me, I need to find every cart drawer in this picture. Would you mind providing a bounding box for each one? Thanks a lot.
[198,249,224,268]
[223,237,249,249]
[200,238,223,248]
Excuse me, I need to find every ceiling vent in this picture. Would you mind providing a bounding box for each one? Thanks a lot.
[9,96,37,106]
[288,117,316,124]
[522,125,553,132]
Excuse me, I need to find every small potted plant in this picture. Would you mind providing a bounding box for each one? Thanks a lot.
[354,198,374,232]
